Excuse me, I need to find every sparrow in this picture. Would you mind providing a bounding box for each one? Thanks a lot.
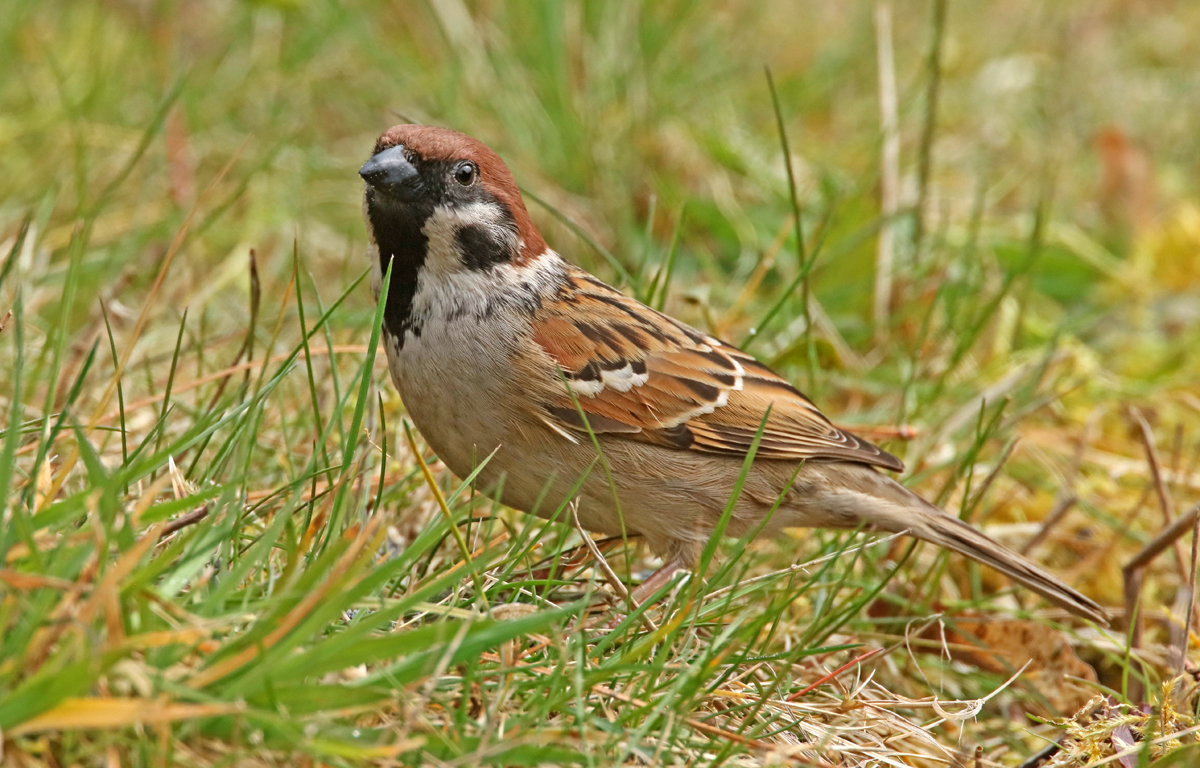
[359,124,1106,625]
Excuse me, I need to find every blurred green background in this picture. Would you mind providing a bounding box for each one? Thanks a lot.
[5,0,1200,351]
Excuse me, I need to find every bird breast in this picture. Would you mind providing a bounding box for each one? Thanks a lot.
[383,257,560,482]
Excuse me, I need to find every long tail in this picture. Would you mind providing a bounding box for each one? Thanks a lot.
[809,464,1108,625]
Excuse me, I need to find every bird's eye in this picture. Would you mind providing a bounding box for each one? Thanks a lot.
[453,162,477,186]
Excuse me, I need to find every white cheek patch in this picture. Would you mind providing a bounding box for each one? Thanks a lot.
[407,249,563,330]
[421,202,516,277]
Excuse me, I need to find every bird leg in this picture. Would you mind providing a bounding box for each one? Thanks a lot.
[599,555,688,631]
[630,555,688,605]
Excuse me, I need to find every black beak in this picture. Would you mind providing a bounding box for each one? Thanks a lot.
[359,145,421,201]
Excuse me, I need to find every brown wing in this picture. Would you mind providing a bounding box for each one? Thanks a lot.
[530,268,904,472]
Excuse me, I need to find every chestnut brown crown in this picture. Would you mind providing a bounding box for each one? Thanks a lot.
[366,125,546,261]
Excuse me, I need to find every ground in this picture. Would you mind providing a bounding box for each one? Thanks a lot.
[2,1,1200,765]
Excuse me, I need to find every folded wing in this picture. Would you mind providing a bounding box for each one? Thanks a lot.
[530,268,904,472]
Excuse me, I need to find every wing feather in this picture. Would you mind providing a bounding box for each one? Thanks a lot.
[530,268,905,472]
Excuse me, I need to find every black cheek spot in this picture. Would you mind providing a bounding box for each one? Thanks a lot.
[456,223,511,271]
[367,196,432,343]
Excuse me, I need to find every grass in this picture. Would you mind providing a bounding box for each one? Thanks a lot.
[2,0,1200,765]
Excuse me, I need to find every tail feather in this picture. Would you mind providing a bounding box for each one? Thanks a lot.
[815,467,1108,625]
[910,503,1107,625]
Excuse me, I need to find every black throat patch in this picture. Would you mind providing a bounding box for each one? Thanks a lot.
[364,156,520,347]
[366,190,433,347]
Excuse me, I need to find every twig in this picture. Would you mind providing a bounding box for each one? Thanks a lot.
[1124,501,1200,573]
[786,647,884,701]
[1128,504,1200,571]
[570,503,657,633]
[205,248,260,410]
[1166,500,1200,673]
[1132,407,1189,581]
[1123,500,1200,695]
[1187,509,1200,660]
[1168,422,1200,635]
[161,506,211,536]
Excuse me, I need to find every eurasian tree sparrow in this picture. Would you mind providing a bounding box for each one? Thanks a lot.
[359,125,1105,624]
